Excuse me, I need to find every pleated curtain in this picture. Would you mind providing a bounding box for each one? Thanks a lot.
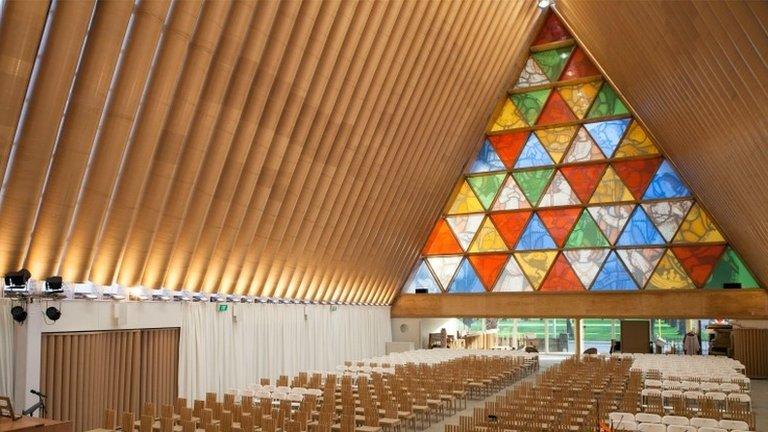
[40,329,179,432]
[0,299,13,398]
[178,303,391,400]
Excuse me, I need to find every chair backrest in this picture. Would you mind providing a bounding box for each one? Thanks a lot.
[161,405,173,419]
[182,420,196,432]
[635,413,661,424]
[140,414,153,432]
[637,423,666,432]
[690,418,719,428]
[103,409,116,430]
[121,412,134,432]
[175,397,188,414]
[662,415,689,425]
[193,400,205,417]
[666,426,696,432]
[241,413,254,432]
[697,428,727,432]
[719,419,749,430]
[160,417,173,432]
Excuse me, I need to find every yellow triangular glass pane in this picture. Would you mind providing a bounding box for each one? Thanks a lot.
[535,125,578,164]
[589,166,634,203]
[645,250,696,290]
[514,251,558,289]
[557,81,602,119]
[447,181,484,215]
[673,203,725,243]
[468,218,508,253]
[489,99,528,132]
[615,121,659,158]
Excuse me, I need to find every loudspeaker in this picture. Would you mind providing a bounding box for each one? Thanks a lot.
[414,288,428,294]
[724,282,742,289]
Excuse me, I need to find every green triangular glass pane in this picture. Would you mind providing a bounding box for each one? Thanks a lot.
[704,247,760,289]
[510,89,551,125]
[531,46,574,81]
[512,168,554,207]
[467,173,506,210]
[565,211,610,248]
[587,83,629,118]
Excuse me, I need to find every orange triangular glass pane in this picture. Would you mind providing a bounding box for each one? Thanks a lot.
[590,166,634,203]
[560,47,600,80]
[490,211,532,249]
[468,254,509,291]
[540,253,584,291]
[422,220,463,255]
[672,245,726,287]
[537,92,577,126]
[560,164,607,203]
[612,157,663,200]
[533,12,571,46]
[488,132,527,169]
[538,208,582,247]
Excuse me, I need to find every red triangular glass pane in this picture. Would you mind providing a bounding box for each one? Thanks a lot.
[533,12,571,46]
[422,220,463,255]
[560,164,607,203]
[468,254,509,291]
[490,211,532,248]
[536,92,577,126]
[537,208,582,247]
[671,245,726,287]
[612,157,662,199]
[540,253,584,291]
[488,132,528,169]
[560,47,600,80]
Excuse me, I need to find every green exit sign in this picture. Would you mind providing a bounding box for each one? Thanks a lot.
[218,304,228,312]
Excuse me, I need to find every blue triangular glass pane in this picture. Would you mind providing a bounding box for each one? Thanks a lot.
[590,251,638,291]
[447,259,485,293]
[515,214,557,250]
[468,140,506,173]
[616,206,666,246]
[402,260,441,293]
[643,160,691,199]
[513,134,553,169]
[584,118,631,158]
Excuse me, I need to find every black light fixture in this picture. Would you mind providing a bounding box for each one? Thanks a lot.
[4,268,31,294]
[44,276,64,296]
[11,305,27,324]
[45,306,61,322]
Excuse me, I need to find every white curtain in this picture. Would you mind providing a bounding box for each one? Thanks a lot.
[178,303,391,400]
[0,299,13,398]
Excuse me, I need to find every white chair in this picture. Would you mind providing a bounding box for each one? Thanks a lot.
[241,390,255,397]
[662,416,689,426]
[700,382,719,392]
[635,413,662,424]
[616,421,639,431]
[690,418,719,428]
[642,388,662,405]
[697,428,727,432]
[610,413,637,423]
[727,392,751,408]
[275,386,291,393]
[719,420,749,430]
[638,423,666,432]
[291,387,307,395]
[667,426,696,432]
[255,390,271,400]
[645,379,663,388]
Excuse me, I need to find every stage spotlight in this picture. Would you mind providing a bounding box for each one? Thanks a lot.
[11,305,27,324]
[4,269,31,297]
[44,276,64,296]
[45,306,61,322]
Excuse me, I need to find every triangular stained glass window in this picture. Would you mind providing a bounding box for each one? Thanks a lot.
[513,168,554,206]
[540,253,585,292]
[565,210,610,248]
[538,207,582,247]
[514,133,554,169]
[446,214,484,251]
[538,172,580,207]
[533,11,571,46]
[704,247,760,289]
[510,88,551,125]
[562,127,605,163]
[565,249,609,288]
[488,131,527,169]
[558,81,602,120]
[645,250,696,290]
[467,173,506,210]
[490,99,528,131]
[612,157,663,199]
[535,126,578,163]
[591,251,638,291]
[493,256,533,292]
[468,254,508,291]
[588,204,634,245]
[517,214,558,250]
[671,245,725,287]
[426,256,463,290]
[447,181,485,215]
[615,120,659,158]
[616,248,665,288]
[403,260,441,293]
[447,259,485,293]
[514,57,550,89]
[642,200,693,242]
[515,251,558,290]
[672,203,725,244]
[422,219,463,255]
[560,163,606,203]
[616,206,666,246]
[468,217,508,253]
[468,140,506,173]
[492,176,531,211]
[490,211,532,249]
[560,47,600,80]
[590,166,634,204]
[643,160,691,199]
[536,91,576,126]
[584,118,631,158]
[532,46,574,82]
[587,83,629,118]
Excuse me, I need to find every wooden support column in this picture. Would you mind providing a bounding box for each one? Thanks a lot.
[575,318,582,354]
